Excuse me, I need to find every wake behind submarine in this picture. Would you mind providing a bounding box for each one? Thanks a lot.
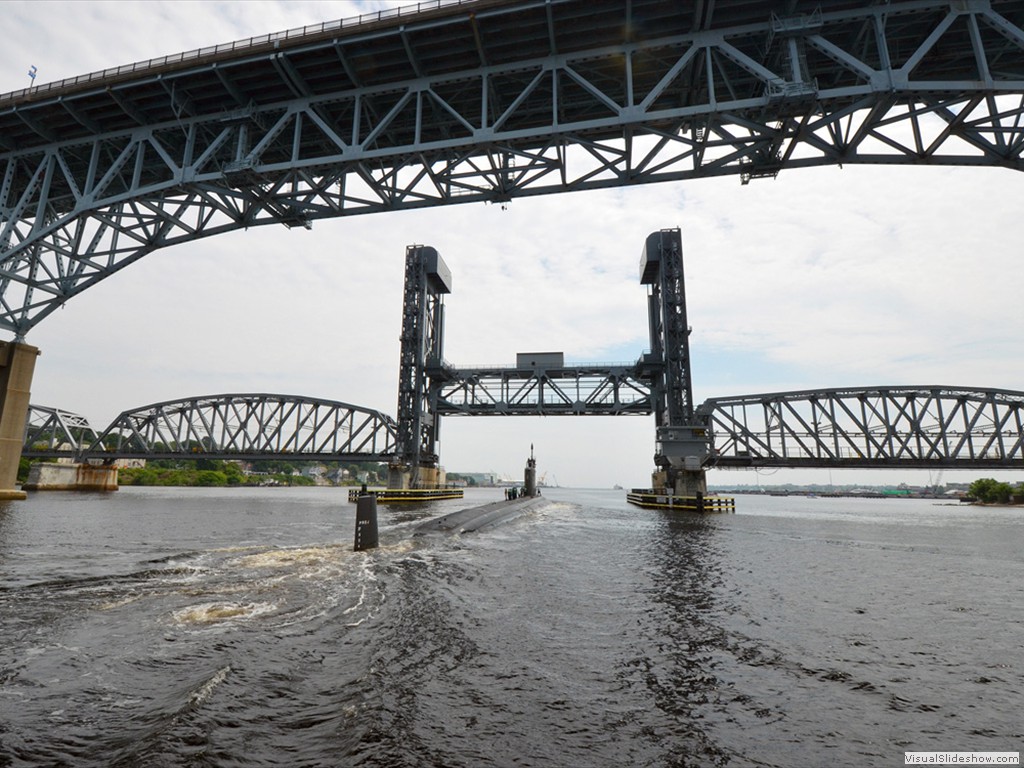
[354,448,547,550]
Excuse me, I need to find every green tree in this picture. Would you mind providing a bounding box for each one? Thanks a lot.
[195,470,228,487]
[968,478,1015,503]
[222,462,245,485]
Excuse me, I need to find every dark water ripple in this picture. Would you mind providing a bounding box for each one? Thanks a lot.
[1,488,1022,767]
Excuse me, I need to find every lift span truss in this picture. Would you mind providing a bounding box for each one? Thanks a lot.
[431,363,653,416]
[2,0,1024,337]
[83,393,397,462]
[21,404,99,456]
[701,386,1024,469]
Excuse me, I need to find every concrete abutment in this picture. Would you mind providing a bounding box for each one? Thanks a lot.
[22,462,119,492]
[0,342,39,500]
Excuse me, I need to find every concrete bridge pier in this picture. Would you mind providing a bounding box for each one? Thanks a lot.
[386,462,444,490]
[22,462,119,492]
[660,468,708,498]
[652,425,709,497]
[0,341,40,500]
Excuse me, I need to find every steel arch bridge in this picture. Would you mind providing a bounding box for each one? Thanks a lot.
[701,386,1024,469]
[2,0,1024,337]
[25,385,1024,470]
[39,394,399,462]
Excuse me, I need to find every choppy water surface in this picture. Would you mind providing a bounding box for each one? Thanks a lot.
[1,486,1021,767]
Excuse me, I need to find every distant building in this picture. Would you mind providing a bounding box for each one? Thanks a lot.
[459,472,500,486]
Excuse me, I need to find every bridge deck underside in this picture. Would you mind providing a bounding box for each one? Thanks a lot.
[2,1,1024,335]
[5,0,1024,153]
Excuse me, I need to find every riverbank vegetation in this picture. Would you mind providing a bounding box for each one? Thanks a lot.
[20,455,482,488]
[118,463,310,487]
[117,458,386,488]
[967,478,1024,504]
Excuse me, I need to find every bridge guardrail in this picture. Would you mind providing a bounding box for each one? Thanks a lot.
[0,0,477,104]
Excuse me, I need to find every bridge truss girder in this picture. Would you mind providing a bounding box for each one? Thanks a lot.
[430,364,653,416]
[3,1,1024,336]
[700,386,1024,469]
[21,404,99,456]
[82,393,397,462]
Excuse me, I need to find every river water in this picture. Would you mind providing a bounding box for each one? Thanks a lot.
[0,486,1020,767]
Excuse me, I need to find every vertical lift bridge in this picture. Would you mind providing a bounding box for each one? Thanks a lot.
[390,230,712,500]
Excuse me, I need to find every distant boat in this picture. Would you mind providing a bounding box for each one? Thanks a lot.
[613,484,623,490]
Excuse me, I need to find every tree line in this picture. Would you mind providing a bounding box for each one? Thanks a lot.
[967,478,1024,504]
[118,458,390,487]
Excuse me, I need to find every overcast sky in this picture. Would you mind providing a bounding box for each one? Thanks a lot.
[3,1,1023,488]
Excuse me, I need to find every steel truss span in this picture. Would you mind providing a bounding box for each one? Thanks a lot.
[701,386,1024,469]
[21,404,99,455]
[2,1,1024,337]
[432,364,653,416]
[85,394,397,462]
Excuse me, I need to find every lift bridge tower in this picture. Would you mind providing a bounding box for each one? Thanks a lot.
[639,229,709,498]
[389,245,452,490]
[390,229,711,496]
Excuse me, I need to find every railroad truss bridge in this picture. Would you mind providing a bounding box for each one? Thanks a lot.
[24,386,1024,471]
[24,234,1024,484]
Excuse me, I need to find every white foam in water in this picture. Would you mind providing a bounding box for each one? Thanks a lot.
[189,665,231,707]
[171,601,277,626]
[341,555,379,627]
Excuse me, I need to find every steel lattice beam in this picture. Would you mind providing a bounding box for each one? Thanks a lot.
[21,404,99,455]
[699,386,1024,468]
[2,0,1024,336]
[431,363,653,415]
[81,393,397,462]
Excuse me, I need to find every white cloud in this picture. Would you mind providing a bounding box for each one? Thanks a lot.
[4,1,1023,488]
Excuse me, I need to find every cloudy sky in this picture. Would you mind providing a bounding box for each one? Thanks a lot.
[3,0,1023,488]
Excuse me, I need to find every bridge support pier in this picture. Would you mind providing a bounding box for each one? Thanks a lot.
[23,462,119,492]
[654,468,708,498]
[652,425,710,498]
[0,342,39,501]
[386,463,444,490]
